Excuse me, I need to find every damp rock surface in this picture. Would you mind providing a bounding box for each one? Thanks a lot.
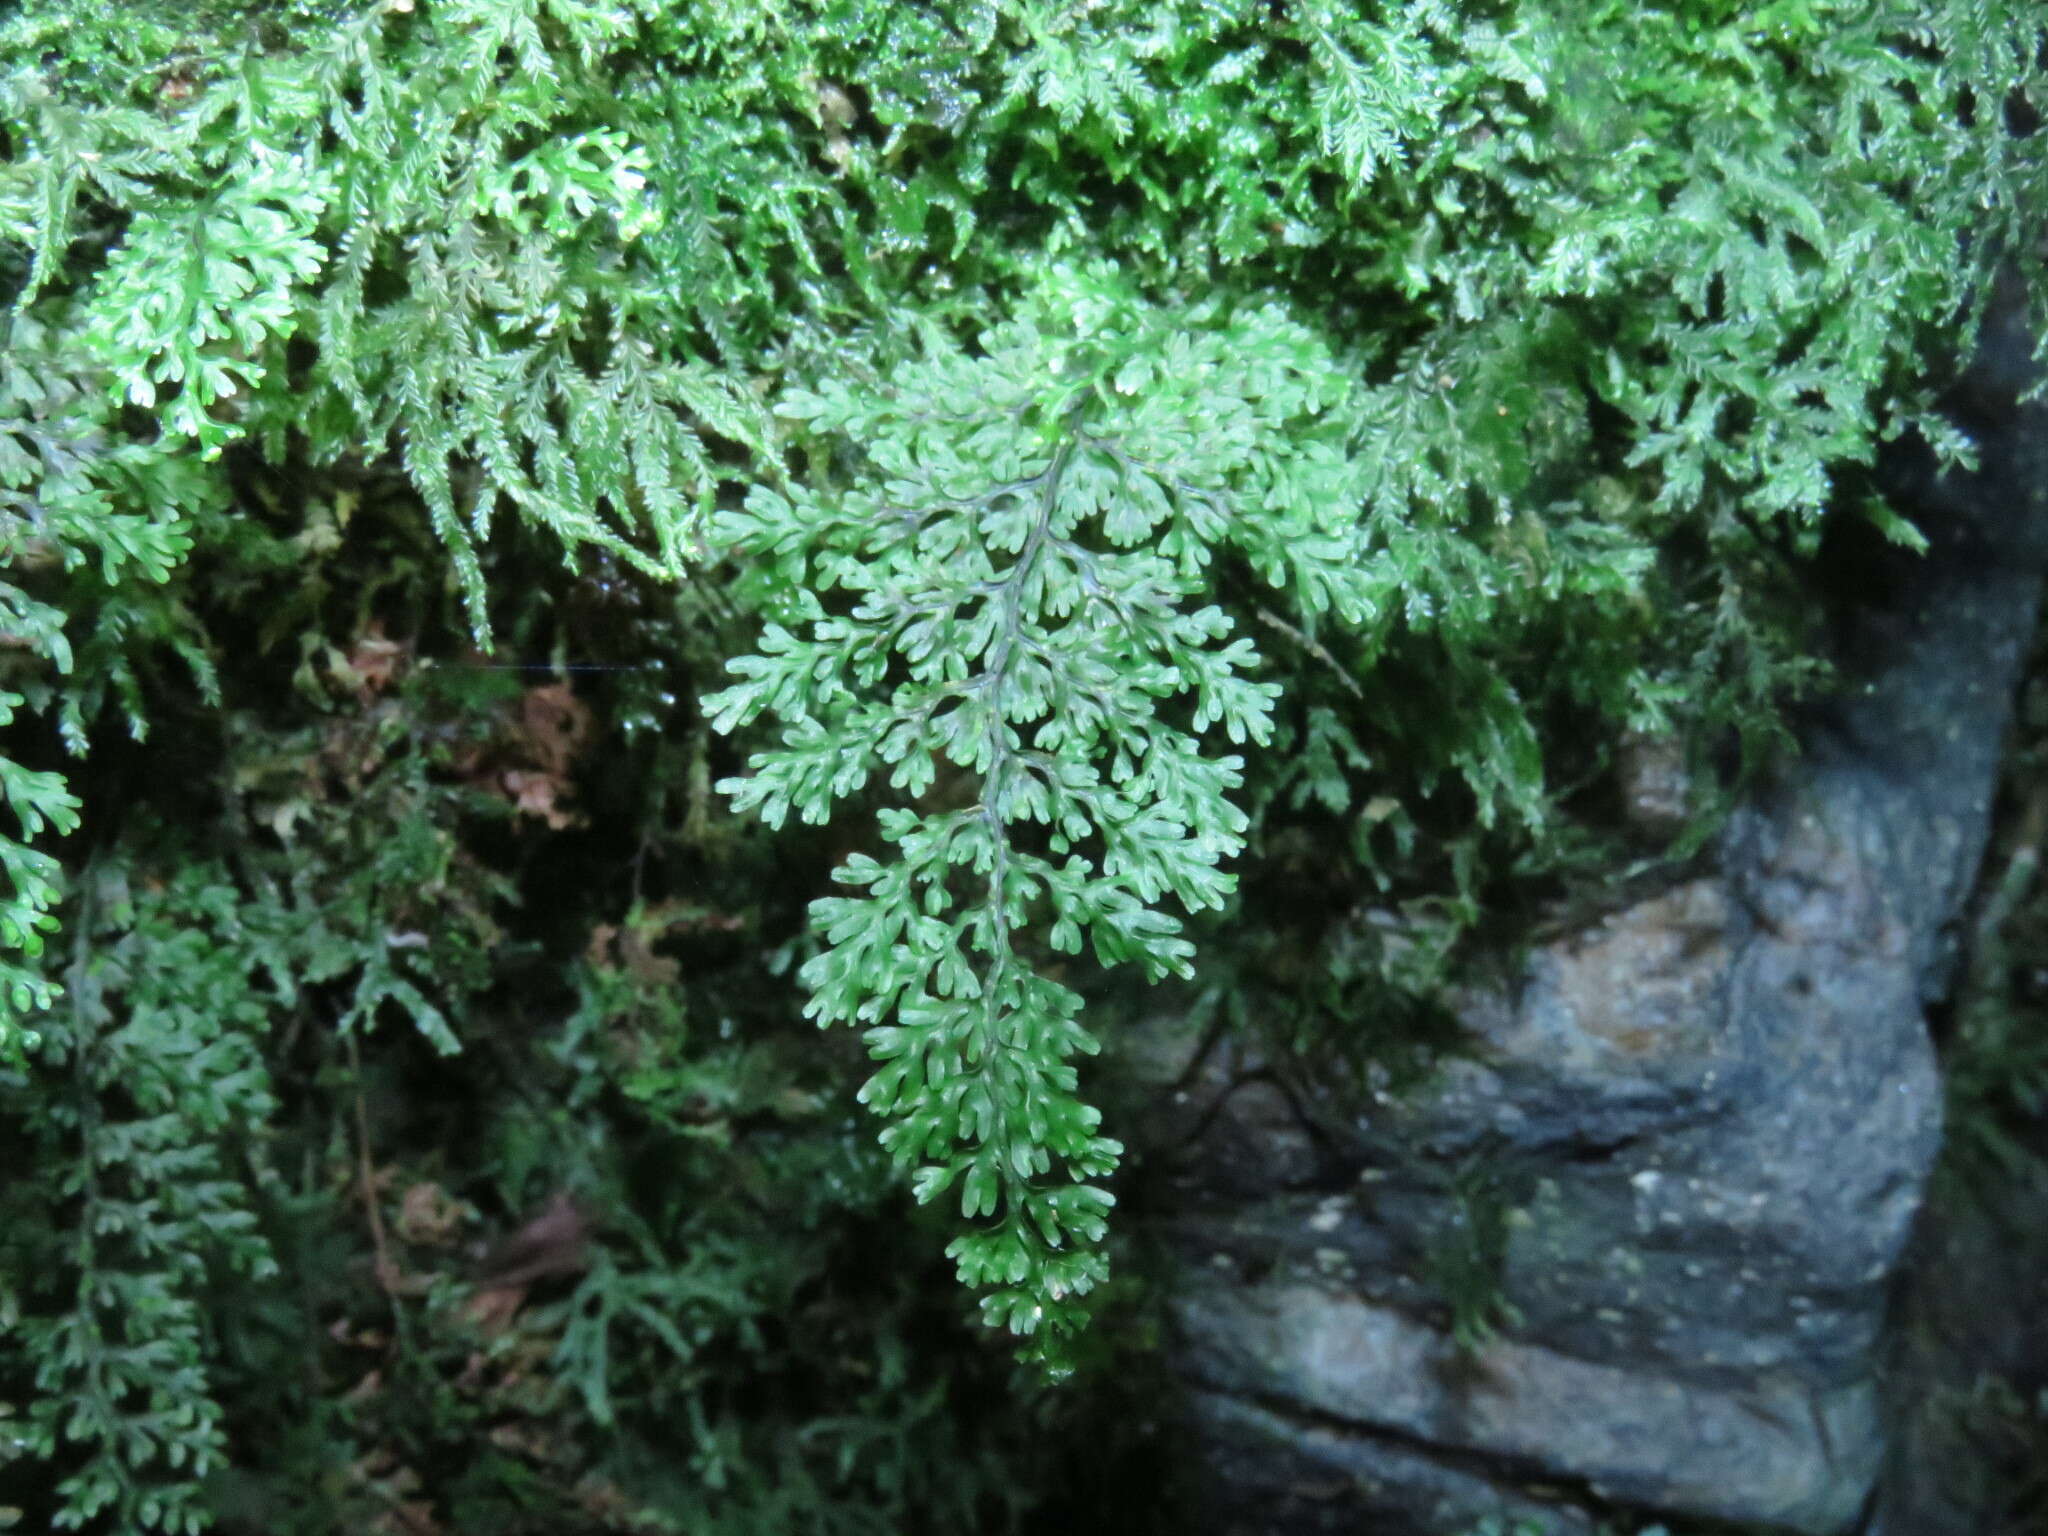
[1128,291,2048,1534]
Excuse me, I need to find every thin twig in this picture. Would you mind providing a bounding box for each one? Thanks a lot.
[1255,605,1365,699]
[344,1027,397,1295]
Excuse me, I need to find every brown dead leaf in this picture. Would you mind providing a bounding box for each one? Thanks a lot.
[443,681,594,830]
[488,1420,571,1463]
[500,768,579,830]
[617,924,680,987]
[461,1284,528,1338]
[342,1368,384,1405]
[348,622,406,695]
[474,1191,590,1289]
[327,620,407,705]
[515,683,592,776]
[396,1183,467,1247]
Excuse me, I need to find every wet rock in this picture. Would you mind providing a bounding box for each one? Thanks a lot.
[1178,1276,1879,1532]
[1133,285,2048,1532]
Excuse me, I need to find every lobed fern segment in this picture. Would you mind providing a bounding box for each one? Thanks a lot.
[2,861,285,1534]
[708,267,1379,1368]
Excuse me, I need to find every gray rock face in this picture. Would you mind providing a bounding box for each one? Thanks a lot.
[1176,1273,1884,1530]
[1131,293,2048,1533]
[1861,285,2048,1536]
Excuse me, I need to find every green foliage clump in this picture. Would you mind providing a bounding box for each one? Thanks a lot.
[0,858,286,1534]
[0,0,2042,1528]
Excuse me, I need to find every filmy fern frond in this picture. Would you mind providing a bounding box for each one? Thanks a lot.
[708,266,1377,1369]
